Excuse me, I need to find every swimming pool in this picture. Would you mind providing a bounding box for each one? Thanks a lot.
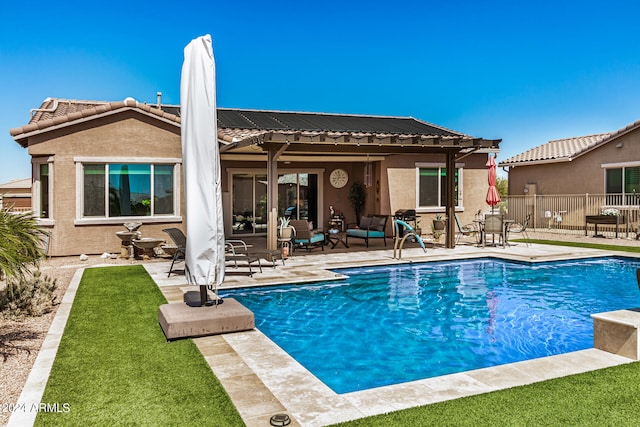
[222,256,640,394]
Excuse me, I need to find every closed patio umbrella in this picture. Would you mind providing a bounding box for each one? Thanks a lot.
[180,34,225,306]
[485,155,500,211]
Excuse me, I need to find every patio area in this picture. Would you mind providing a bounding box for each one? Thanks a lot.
[10,233,640,426]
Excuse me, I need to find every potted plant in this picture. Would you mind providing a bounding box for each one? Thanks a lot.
[278,217,292,234]
[348,181,366,221]
[278,217,294,258]
[432,214,446,232]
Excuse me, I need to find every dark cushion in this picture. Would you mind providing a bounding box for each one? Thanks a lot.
[371,216,386,232]
[359,216,372,229]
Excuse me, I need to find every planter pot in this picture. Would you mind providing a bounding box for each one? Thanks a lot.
[432,220,446,231]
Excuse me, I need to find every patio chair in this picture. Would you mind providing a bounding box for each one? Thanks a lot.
[290,220,325,251]
[454,214,478,245]
[162,228,186,277]
[508,213,531,246]
[482,214,505,248]
[345,215,388,247]
[225,239,263,276]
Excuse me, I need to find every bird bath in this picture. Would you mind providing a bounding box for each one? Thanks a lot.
[133,237,165,258]
[116,231,140,258]
[116,231,139,244]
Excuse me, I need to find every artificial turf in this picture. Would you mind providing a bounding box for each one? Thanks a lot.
[36,265,243,426]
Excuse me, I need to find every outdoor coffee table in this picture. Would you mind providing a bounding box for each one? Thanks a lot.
[326,230,349,249]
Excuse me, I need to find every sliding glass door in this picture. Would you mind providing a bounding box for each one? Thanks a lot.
[231,171,319,235]
[231,173,267,235]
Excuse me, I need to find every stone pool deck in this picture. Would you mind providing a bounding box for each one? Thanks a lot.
[10,242,640,426]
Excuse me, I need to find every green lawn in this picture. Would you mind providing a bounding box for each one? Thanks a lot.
[36,265,243,426]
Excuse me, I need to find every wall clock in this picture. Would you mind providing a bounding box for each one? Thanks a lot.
[330,168,349,188]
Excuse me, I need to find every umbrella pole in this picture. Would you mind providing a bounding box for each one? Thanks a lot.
[200,285,208,306]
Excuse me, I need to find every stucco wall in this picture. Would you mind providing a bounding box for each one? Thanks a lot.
[508,128,640,195]
[27,112,183,256]
[383,153,490,228]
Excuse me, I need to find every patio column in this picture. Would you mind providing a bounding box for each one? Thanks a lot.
[266,143,288,251]
[445,149,456,248]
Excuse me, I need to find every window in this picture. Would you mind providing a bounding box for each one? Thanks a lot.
[39,163,50,217]
[79,162,178,219]
[33,157,53,222]
[605,166,640,205]
[417,166,461,209]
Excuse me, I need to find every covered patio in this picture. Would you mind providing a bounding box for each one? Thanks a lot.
[210,109,501,250]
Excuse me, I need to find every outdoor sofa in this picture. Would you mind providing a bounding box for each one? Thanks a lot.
[346,215,388,247]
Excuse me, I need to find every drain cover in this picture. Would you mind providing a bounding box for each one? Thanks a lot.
[270,413,291,426]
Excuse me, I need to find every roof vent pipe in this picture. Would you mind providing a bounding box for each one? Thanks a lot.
[157,92,162,107]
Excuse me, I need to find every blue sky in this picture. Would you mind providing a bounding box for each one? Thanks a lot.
[2,0,640,183]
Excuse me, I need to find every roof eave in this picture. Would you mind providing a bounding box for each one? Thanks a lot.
[11,104,181,147]
[500,157,572,167]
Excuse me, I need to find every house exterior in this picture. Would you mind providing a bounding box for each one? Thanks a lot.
[500,119,640,199]
[0,177,31,212]
[10,97,501,256]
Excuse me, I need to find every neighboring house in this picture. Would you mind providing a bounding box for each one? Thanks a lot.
[500,119,640,199]
[0,177,32,212]
[10,97,500,256]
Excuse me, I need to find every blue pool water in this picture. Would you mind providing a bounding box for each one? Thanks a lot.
[221,257,640,394]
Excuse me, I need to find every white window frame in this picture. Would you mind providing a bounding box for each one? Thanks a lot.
[33,156,54,226]
[415,162,464,213]
[74,157,182,225]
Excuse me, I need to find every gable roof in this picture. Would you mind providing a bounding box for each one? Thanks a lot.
[10,98,501,153]
[0,177,31,190]
[499,118,640,167]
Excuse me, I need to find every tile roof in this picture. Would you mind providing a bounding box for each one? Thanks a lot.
[500,118,640,167]
[10,97,501,151]
[0,177,31,189]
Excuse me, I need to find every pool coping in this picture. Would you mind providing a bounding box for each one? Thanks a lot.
[11,244,640,426]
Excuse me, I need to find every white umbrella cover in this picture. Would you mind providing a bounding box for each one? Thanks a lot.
[180,35,225,302]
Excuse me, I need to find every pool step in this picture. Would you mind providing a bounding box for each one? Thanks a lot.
[592,309,640,360]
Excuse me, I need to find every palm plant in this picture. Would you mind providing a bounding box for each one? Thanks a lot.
[0,209,48,281]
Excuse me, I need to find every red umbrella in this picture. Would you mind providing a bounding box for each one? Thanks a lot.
[486,155,500,209]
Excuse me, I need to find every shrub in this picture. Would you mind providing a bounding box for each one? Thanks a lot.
[0,271,57,318]
[0,208,48,281]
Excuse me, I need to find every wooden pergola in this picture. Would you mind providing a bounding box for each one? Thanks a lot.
[219,128,501,251]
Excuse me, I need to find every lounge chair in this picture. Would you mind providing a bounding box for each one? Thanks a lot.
[507,213,531,246]
[290,220,325,251]
[162,227,186,277]
[454,214,478,245]
[345,215,388,247]
[225,239,263,276]
[482,214,505,248]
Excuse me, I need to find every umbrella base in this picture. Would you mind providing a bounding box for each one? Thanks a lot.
[158,297,254,340]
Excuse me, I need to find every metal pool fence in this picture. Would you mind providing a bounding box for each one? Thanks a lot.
[501,193,639,239]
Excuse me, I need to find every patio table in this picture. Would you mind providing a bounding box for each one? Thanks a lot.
[326,230,349,249]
